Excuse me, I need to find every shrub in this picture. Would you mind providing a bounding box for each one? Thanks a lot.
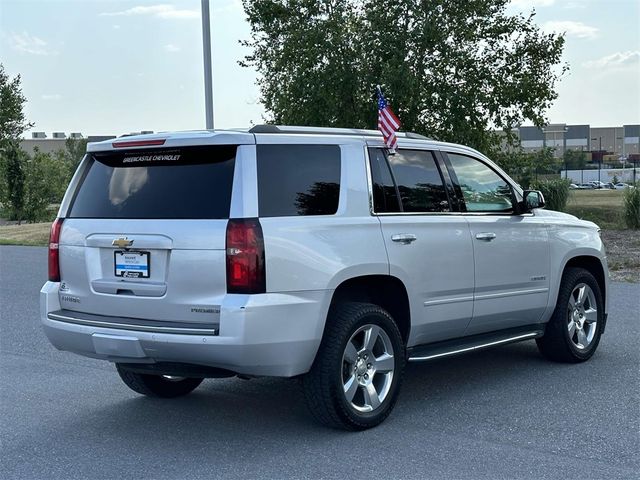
[624,184,640,229]
[530,178,571,212]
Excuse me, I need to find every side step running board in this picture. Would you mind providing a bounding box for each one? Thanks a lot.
[407,326,545,362]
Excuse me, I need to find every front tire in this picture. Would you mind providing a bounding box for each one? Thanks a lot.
[302,302,405,430]
[116,364,203,398]
[536,267,604,363]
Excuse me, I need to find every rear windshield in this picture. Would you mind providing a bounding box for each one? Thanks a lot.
[68,146,236,219]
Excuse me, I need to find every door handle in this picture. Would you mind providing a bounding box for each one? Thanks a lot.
[475,232,497,241]
[391,234,417,244]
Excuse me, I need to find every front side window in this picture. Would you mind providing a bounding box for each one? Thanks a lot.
[447,153,514,212]
[387,149,450,213]
[257,144,341,217]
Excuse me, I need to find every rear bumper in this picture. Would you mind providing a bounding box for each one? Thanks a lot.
[40,282,330,377]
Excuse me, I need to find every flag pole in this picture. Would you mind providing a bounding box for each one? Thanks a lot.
[201,0,214,130]
[375,84,400,155]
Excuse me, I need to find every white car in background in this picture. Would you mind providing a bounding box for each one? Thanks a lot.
[614,182,634,189]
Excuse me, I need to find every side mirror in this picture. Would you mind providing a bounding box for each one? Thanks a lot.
[522,190,545,212]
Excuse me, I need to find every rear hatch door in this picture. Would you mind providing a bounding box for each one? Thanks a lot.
[57,142,242,325]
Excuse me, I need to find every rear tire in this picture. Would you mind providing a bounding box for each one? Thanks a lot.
[116,364,203,398]
[302,302,405,430]
[536,267,604,363]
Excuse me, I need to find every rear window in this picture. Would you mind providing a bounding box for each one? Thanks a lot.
[257,144,341,217]
[68,146,236,219]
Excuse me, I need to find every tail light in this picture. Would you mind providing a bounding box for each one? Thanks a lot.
[48,218,64,282]
[226,218,266,294]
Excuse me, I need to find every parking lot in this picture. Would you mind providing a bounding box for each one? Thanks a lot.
[1,245,638,479]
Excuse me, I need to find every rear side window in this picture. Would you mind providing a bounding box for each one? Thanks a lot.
[257,144,341,217]
[369,148,401,213]
[387,149,450,212]
[68,146,236,219]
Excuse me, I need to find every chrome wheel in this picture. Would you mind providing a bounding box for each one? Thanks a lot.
[341,324,395,413]
[567,283,598,350]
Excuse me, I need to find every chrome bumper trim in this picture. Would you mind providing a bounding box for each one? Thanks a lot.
[47,312,218,336]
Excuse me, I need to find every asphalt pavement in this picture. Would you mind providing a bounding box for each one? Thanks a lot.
[1,245,639,479]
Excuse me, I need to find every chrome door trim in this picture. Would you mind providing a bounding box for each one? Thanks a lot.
[374,211,534,217]
[474,287,549,301]
[423,295,474,307]
[364,145,532,217]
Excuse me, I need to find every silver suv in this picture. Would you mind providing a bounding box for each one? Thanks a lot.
[41,125,609,430]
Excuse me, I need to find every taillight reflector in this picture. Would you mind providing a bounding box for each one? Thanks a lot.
[226,218,266,294]
[48,218,64,282]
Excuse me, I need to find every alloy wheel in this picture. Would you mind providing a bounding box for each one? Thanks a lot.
[567,283,598,350]
[341,324,395,413]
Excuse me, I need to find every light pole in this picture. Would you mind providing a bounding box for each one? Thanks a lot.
[617,135,626,164]
[201,0,214,130]
[591,136,602,183]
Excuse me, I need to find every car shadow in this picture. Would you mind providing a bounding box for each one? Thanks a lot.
[43,340,571,439]
[6,338,618,479]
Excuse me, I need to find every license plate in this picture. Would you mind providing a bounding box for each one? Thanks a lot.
[114,251,150,278]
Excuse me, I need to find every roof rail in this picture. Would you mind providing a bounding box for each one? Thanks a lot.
[248,124,431,140]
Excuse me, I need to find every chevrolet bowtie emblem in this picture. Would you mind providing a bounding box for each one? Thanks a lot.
[112,237,134,248]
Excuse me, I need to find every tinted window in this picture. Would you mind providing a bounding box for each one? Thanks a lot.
[368,148,401,213]
[257,144,340,217]
[447,153,513,212]
[68,146,236,219]
[387,150,450,212]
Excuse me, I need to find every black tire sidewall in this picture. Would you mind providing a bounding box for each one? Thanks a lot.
[557,270,604,360]
[331,306,405,429]
[116,364,203,398]
[143,374,203,398]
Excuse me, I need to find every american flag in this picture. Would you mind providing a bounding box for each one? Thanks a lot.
[377,87,401,150]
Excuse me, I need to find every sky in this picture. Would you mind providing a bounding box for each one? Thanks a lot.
[1,0,639,138]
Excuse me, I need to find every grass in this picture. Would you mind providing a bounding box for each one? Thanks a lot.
[0,222,51,246]
[565,189,625,229]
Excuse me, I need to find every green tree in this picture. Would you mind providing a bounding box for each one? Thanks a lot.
[530,177,570,212]
[532,147,561,175]
[0,64,33,148]
[242,0,566,155]
[63,137,89,173]
[493,148,534,187]
[0,141,27,222]
[563,149,587,170]
[23,148,68,222]
[0,63,33,220]
[493,147,560,188]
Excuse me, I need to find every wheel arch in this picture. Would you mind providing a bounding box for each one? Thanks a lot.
[543,252,608,326]
[327,275,411,344]
[562,255,607,310]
